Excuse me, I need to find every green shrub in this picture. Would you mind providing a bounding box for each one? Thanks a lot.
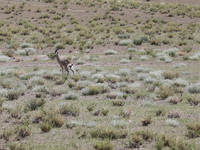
[162,71,179,79]
[128,130,154,148]
[15,125,31,140]
[157,85,175,99]
[105,74,120,83]
[62,93,79,100]
[168,111,181,118]
[9,142,26,150]
[51,114,65,127]
[133,38,143,45]
[81,83,110,96]
[187,83,200,94]
[93,141,114,150]
[0,56,10,62]
[101,108,109,116]
[7,90,24,100]
[26,98,45,111]
[186,121,200,138]
[54,43,65,49]
[91,126,127,139]
[104,49,117,55]
[112,101,125,106]
[185,94,200,106]
[119,39,133,46]
[40,121,52,133]
[59,104,80,116]
[155,108,166,116]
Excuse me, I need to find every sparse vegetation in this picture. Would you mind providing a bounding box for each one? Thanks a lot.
[0,0,200,149]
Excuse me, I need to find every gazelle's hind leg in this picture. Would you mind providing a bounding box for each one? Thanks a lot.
[64,66,69,75]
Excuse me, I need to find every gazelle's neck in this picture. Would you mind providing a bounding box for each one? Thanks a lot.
[56,54,61,63]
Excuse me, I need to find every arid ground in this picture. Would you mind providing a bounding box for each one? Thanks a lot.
[0,0,200,150]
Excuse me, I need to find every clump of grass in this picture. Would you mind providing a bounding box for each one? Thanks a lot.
[186,121,200,138]
[155,134,193,150]
[162,70,179,79]
[32,85,47,92]
[128,130,154,148]
[110,120,129,128]
[141,116,152,126]
[90,126,127,139]
[28,77,45,88]
[112,101,125,106]
[7,89,24,100]
[168,96,182,104]
[137,73,150,81]
[134,67,150,73]
[106,74,120,83]
[10,106,22,119]
[0,56,10,62]
[54,43,65,49]
[15,125,31,140]
[157,85,175,100]
[51,114,65,127]
[174,78,188,87]
[120,58,130,64]
[76,59,86,64]
[101,108,109,116]
[9,142,26,150]
[104,49,117,55]
[187,82,200,94]
[168,111,181,118]
[155,108,166,116]
[25,98,45,111]
[185,94,200,106]
[20,42,32,48]
[165,119,179,127]
[40,121,52,133]
[81,83,110,96]
[121,82,141,94]
[93,141,114,150]
[62,93,79,100]
[119,39,133,46]
[118,68,131,76]
[87,103,96,112]
[92,73,104,83]
[59,103,80,116]
[127,47,137,52]
[80,71,92,80]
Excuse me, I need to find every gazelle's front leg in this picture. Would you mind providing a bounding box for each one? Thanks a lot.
[61,67,64,75]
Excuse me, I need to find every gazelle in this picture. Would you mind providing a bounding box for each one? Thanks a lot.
[53,49,75,75]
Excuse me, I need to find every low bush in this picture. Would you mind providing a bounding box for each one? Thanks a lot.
[186,121,200,138]
[162,71,179,79]
[93,140,114,150]
[141,116,152,126]
[59,103,80,116]
[157,85,175,100]
[104,49,117,55]
[26,98,45,111]
[62,93,79,100]
[119,39,133,46]
[185,94,200,106]
[40,121,52,133]
[187,82,200,94]
[90,126,127,139]
[81,83,110,96]
[128,130,154,148]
